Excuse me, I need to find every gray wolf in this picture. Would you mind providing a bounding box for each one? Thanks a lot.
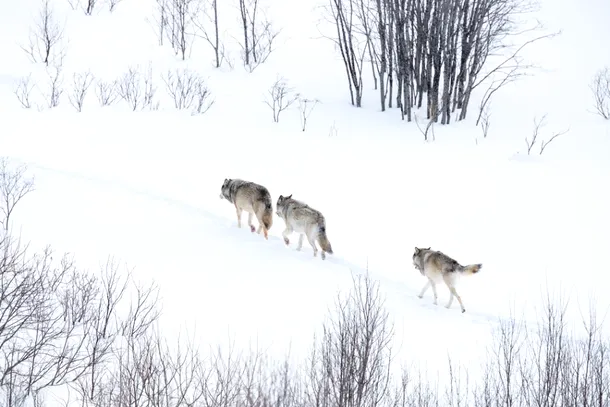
[412,247,482,313]
[275,194,333,260]
[219,178,273,239]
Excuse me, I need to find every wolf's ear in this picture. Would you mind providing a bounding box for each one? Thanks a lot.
[425,247,431,250]
[414,247,420,254]
[287,194,292,199]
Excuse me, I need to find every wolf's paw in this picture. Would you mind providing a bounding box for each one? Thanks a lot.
[284,237,290,245]
[321,252,326,260]
[417,294,423,299]
[250,225,256,233]
[461,309,466,313]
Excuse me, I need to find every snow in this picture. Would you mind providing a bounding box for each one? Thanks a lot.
[1,0,610,403]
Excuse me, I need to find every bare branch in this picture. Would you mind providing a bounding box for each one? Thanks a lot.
[590,66,610,120]
[539,128,569,155]
[525,114,546,155]
[42,64,64,109]
[116,65,158,111]
[107,0,123,12]
[0,159,34,232]
[68,71,95,112]
[525,114,568,155]
[95,79,119,107]
[161,68,214,115]
[14,75,36,109]
[192,0,225,68]
[263,76,299,123]
[20,0,67,67]
[298,96,321,132]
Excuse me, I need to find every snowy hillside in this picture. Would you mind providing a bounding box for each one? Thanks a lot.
[1,0,610,405]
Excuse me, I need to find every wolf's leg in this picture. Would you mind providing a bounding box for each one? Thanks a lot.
[446,293,455,309]
[282,226,293,245]
[306,234,318,257]
[430,281,438,305]
[248,212,256,233]
[445,293,454,309]
[296,234,304,251]
[418,280,430,299]
[235,206,243,228]
[448,285,466,313]
[443,275,455,309]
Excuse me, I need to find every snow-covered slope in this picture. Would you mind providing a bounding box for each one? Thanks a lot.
[0,0,610,403]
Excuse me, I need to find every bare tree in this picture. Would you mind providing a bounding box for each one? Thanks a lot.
[373,0,389,111]
[0,159,109,406]
[83,0,97,15]
[305,272,394,407]
[322,0,368,107]
[116,65,158,111]
[246,18,281,72]
[21,0,67,67]
[14,75,36,109]
[151,0,169,46]
[469,31,559,124]
[193,0,225,68]
[414,113,435,142]
[68,71,95,112]
[107,0,123,12]
[238,0,252,66]
[390,365,439,407]
[43,64,64,108]
[590,66,610,119]
[0,159,34,232]
[525,114,569,155]
[166,0,199,60]
[66,0,82,10]
[470,288,610,407]
[142,63,159,111]
[237,0,281,72]
[95,79,119,106]
[162,68,214,114]
[264,76,299,123]
[73,259,129,403]
[325,0,558,124]
[201,340,245,407]
[480,107,491,138]
[298,96,321,131]
[117,68,143,111]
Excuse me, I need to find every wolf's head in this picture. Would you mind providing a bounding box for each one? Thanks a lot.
[412,247,431,273]
[220,178,232,200]
[276,194,293,218]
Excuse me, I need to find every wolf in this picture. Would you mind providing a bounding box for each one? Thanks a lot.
[219,178,273,239]
[412,247,482,313]
[275,194,333,260]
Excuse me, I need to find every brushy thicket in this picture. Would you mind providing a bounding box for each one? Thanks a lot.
[0,157,609,407]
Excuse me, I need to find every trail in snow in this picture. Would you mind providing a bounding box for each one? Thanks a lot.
[25,160,506,327]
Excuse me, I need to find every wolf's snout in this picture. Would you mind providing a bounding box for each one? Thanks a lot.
[219,193,224,199]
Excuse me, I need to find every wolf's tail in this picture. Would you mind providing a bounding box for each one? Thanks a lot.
[262,201,273,230]
[317,224,333,255]
[461,263,482,275]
